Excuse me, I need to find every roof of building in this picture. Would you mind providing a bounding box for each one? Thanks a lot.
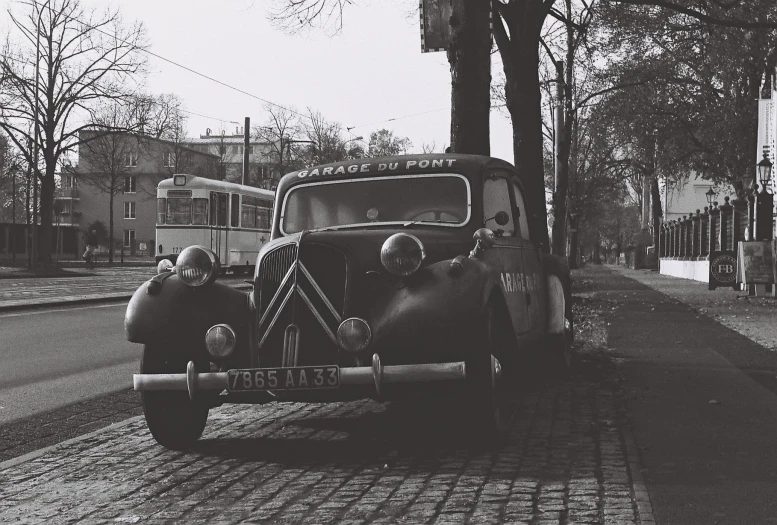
[78,129,220,159]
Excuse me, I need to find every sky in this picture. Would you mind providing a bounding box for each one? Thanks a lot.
[2,0,515,163]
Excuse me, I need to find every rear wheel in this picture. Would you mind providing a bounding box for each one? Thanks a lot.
[546,311,573,371]
[141,345,208,450]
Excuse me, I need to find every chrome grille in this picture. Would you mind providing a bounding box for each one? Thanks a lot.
[256,242,347,367]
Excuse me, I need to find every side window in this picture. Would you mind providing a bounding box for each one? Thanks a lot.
[511,181,531,240]
[231,194,240,227]
[483,176,516,236]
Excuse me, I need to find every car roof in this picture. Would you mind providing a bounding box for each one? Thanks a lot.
[276,153,516,195]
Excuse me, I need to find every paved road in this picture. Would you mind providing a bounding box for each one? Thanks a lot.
[0,302,140,424]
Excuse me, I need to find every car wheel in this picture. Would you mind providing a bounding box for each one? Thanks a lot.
[469,305,509,444]
[140,345,209,450]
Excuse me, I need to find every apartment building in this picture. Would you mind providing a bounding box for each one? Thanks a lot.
[57,131,219,258]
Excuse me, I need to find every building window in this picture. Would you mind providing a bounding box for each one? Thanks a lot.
[125,152,137,167]
[232,145,244,155]
[123,175,136,194]
[163,152,175,168]
[123,229,136,248]
[124,201,136,219]
[248,145,254,155]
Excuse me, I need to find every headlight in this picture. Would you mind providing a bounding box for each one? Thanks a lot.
[156,259,174,274]
[205,324,236,359]
[380,233,426,277]
[337,318,372,353]
[176,245,219,287]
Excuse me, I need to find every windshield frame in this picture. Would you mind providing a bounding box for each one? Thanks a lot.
[278,173,472,236]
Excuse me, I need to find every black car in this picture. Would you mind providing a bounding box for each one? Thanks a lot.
[126,154,573,449]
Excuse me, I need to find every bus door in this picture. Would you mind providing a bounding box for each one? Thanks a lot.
[210,191,229,265]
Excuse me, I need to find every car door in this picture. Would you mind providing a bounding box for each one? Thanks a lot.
[482,174,529,336]
[508,177,547,338]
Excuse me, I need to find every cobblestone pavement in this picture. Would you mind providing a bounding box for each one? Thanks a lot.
[0,364,652,525]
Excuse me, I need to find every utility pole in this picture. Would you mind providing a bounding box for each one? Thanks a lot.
[242,117,250,186]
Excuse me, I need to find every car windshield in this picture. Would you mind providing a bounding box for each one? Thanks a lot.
[280,174,470,234]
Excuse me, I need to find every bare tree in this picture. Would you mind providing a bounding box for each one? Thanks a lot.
[301,108,349,165]
[0,0,147,263]
[77,100,143,263]
[253,104,304,186]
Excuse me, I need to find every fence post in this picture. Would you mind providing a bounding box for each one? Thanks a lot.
[672,220,679,257]
[691,210,700,257]
[709,202,719,253]
[732,197,747,247]
[700,207,709,258]
[719,196,732,252]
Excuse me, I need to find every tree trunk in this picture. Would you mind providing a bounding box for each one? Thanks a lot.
[650,175,662,266]
[447,0,491,155]
[38,166,55,264]
[568,214,580,269]
[505,29,550,253]
[109,193,115,263]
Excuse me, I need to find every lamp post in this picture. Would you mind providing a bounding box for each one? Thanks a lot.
[706,187,716,207]
[755,152,774,241]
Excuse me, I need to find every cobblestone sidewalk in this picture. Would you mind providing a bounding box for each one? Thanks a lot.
[0,372,651,525]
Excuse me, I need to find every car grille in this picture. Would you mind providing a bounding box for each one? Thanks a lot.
[256,242,347,367]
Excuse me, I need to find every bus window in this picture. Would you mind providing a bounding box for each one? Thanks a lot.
[157,198,166,225]
[210,192,228,226]
[192,198,208,225]
[167,197,192,225]
[231,194,240,227]
[241,196,257,228]
[258,199,273,230]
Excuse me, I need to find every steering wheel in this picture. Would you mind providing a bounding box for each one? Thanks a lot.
[407,209,464,223]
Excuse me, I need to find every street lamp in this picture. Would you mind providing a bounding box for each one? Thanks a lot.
[754,152,774,241]
[758,152,773,192]
[705,187,716,207]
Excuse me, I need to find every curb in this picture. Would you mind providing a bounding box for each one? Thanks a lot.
[0,294,134,313]
[0,416,144,472]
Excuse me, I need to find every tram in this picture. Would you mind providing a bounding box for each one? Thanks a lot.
[156,174,274,274]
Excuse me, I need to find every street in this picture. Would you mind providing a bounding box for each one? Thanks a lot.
[4,265,777,523]
[0,301,139,424]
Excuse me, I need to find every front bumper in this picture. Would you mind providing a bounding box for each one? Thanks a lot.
[134,354,467,401]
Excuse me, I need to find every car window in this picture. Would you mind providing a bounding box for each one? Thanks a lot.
[511,181,531,240]
[483,176,516,236]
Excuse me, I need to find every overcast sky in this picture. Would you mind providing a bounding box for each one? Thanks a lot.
[3,0,514,162]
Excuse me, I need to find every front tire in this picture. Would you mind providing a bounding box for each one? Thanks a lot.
[141,345,208,450]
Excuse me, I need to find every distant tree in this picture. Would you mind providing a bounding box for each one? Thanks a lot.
[368,129,412,157]
[253,104,305,186]
[301,108,349,165]
[0,0,148,263]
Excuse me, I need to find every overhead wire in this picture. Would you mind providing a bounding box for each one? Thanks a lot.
[20,0,447,135]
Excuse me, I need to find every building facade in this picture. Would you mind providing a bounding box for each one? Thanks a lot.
[185,128,279,188]
[57,131,219,258]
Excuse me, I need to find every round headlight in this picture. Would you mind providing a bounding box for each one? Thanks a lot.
[337,318,372,353]
[380,233,426,277]
[156,258,174,274]
[205,324,236,359]
[176,246,219,287]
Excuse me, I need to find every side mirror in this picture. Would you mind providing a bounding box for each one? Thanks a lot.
[494,211,510,226]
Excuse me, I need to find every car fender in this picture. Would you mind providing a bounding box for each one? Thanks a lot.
[365,256,507,363]
[125,275,251,357]
[542,254,571,335]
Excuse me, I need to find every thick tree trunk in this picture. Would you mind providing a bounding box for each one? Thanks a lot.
[650,175,662,269]
[109,194,115,264]
[505,31,550,253]
[447,0,491,155]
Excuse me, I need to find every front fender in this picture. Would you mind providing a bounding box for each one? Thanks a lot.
[125,275,251,354]
[366,257,500,364]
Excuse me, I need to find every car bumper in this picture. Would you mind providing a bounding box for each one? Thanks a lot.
[134,355,467,401]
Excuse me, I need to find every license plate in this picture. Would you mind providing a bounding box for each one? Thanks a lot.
[227,366,339,392]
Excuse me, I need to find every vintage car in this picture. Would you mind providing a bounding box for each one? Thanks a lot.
[126,154,573,450]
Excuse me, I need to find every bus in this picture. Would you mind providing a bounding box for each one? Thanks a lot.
[156,174,275,274]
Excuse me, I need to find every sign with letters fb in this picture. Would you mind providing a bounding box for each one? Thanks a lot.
[708,250,738,290]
